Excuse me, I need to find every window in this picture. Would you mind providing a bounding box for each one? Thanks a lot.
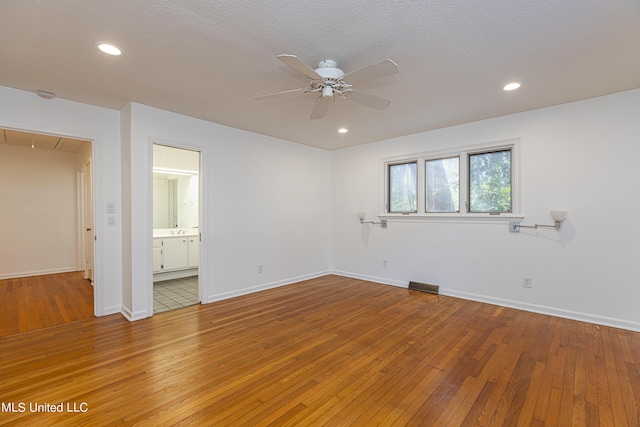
[468,150,511,213]
[382,139,520,218]
[426,157,459,213]
[388,162,417,213]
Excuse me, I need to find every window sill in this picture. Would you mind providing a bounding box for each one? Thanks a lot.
[378,213,524,224]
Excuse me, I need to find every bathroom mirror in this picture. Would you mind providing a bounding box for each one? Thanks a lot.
[153,144,200,229]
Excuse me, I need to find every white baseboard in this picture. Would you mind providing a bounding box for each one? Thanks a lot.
[331,270,407,288]
[441,288,640,333]
[113,268,640,333]
[204,270,331,304]
[120,305,149,322]
[331,270,640,333]
[0,267,80,280]
[98,305,122,317]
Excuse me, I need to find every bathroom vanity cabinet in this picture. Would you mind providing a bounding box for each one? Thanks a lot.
[153,235,199,275]
[188,236,199,268]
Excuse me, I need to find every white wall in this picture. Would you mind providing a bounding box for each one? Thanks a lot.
[121,103,332,319]
[152,177,170,228]
[3,83,638,331]
[331,89,640,331]
[176,175,199,229]
[0,144,79,277]
[0,85,122,316]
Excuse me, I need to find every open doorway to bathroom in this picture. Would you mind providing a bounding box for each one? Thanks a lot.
[152,144,201,314]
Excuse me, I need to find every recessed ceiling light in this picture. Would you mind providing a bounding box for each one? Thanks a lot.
[503,82,522,91]
[97,43,122,56]
[338,128,348,134]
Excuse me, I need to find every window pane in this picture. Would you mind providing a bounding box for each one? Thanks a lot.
[389,162,417,213]
[426,157,459,212]
[469,150,512,213]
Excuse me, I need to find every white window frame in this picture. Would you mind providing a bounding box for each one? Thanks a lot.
[387,160,419,214]
[379,138,523,222]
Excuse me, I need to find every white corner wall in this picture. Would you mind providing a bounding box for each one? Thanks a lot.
[331,89,640,331]
[0,85,122,316]
[121,103,332,320]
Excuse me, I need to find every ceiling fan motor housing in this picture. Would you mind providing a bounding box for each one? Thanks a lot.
[315,60,345,79]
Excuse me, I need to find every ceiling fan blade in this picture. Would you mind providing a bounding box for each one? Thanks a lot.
[346,90,391,110]
[254,87,314,100]
[277,54,323,80]
[310,96,330,120]
[343,59,399,85]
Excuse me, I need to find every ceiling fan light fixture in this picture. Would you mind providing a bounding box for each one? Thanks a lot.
[503,82,522,91]
[256,54,399,120]
[97,42,122,56]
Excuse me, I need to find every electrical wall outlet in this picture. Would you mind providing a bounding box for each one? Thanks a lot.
[258,264,263,274]
[523,277,532,288]
[382,259,388,268]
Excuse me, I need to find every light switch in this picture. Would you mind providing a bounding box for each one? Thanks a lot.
[106,203,116,214]
[107,215,116,226]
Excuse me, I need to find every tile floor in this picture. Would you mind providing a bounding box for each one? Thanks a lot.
[153,276,199,314]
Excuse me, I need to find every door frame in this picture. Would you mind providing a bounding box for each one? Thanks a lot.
[147,138,208,316]
[3,126,97,314]
[78,160,94,282]
[0,98,117,315]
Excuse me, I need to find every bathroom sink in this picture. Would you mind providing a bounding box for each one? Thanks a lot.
[153,228,199,238]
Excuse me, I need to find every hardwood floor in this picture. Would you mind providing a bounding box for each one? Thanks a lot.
[0,272,94,336]
[1,275,639,426]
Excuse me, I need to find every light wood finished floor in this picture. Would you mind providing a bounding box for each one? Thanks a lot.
[0,271,93,336]
[1,275,639,426]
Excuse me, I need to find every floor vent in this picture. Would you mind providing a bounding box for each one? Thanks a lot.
[408,281,439,295]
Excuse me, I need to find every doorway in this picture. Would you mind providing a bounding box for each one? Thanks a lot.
[79,160,94,282]
[152,143,201,313]
[0,127,95,329]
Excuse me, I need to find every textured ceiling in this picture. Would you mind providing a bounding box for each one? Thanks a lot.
[1,1,639,150]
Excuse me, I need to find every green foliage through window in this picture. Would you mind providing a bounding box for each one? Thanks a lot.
[468,150,512,213]
[384,142,517,216]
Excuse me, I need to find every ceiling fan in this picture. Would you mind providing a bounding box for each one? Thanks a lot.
[255,54,399,120]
